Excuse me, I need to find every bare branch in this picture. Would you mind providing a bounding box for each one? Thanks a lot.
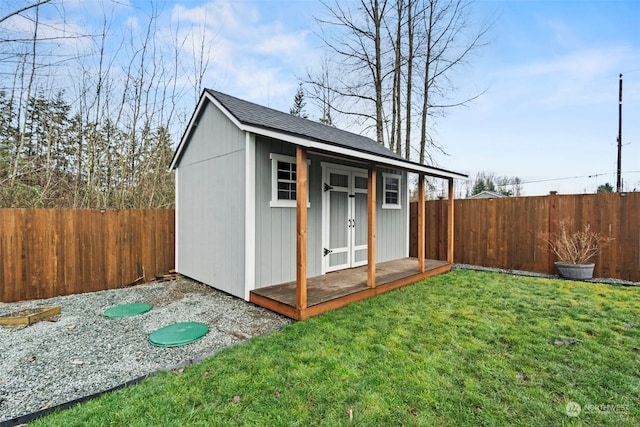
[0,0,51,26]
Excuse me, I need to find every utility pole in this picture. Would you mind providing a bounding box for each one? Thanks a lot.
[616,73,623,192]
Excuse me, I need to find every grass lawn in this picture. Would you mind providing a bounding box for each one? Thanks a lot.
[34,270,639,426]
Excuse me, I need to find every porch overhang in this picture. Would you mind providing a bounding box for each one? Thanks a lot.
[240,124,466,180]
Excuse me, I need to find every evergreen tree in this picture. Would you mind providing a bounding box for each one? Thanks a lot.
[472,179,486,195]
[319,108,333,126]
[0,91,18,181]
[597,183,614,193]
[289,84,309,119]
[469,171,521,197]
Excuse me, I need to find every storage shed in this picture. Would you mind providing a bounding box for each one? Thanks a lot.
[170,90,467,320]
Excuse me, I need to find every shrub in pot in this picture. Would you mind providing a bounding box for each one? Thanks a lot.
[539,221,613,280]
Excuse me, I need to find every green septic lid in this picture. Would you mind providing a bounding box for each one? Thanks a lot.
[149,322,209,348]
[103,303,153,319]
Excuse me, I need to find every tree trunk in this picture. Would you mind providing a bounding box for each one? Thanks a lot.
[419,0,434,165]
[373,0,385,146]
[404,0,414,160]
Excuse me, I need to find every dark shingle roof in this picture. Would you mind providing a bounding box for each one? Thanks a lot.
[207,89,406,163]
[170,89,465,178]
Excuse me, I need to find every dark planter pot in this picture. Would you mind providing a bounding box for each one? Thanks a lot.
[554,262,595,280]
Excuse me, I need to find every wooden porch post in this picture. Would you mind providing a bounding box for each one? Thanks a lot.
[296,146,308,310]
[417,174,425,272]
[447,177,455,264]
[367,167,376,288]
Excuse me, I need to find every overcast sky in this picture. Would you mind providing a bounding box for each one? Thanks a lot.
[10,0,640,196]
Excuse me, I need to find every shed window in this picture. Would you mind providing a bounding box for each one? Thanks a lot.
[270,153,310,208]
[277,161,296,200]
[382,173,402,209]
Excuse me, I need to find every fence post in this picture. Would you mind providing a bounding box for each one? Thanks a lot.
[447,178,455,264]
[438,196,445,261]
[548,191,558,273]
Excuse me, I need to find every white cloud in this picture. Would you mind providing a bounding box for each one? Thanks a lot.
[172,1,245,32]
[520,46,625,81]
[254,31,309,56]
[169,0,317,111]
[1,12,94,57]
[484,44,640,110]
[545,18,581,48]
[125,16,139,31]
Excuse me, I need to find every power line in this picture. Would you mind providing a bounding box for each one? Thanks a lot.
[519,171,640,185]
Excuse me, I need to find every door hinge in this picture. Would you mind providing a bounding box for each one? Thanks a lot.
[323,248,333,257]
[324,183,334,192]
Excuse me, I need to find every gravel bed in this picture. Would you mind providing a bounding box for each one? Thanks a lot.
[454,263,640,286]
[0,278,292,423]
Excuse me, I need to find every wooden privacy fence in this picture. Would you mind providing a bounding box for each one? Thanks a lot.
[410,192,640,282]
[1,209,175,303]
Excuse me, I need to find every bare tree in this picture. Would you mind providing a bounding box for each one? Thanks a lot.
[191,24,212,102]
[417,0,489,164]
[403,0,416,158]
[315,0,390,145]
[305,55,337,126]
[0,0,51,26]
[9,0,41,192]
[311,0,490,164]
[388,0,403,154]
[0,0,212,208]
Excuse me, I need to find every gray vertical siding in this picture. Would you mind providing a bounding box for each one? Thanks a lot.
[177,102,409,293]
[375,168,408,263]
[253,140,408,288]
[254,137,322,288]
[176,102,246,298]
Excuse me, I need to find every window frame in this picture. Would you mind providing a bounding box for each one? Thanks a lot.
[382,172,402,210]
[269,153,311,208]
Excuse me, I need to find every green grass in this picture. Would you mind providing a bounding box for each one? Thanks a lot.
[34,270,639,426]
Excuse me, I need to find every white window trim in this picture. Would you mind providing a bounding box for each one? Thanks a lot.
[382,172,402,209]
[269,153,311,208]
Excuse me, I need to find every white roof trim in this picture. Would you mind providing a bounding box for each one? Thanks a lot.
[171,92,467,180]
[242,124,465,179]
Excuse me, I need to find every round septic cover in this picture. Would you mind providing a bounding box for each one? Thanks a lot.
[149,322,209,348]
[103,303,152,319]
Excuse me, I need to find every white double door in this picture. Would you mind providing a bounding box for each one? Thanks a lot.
[322,165,369,273]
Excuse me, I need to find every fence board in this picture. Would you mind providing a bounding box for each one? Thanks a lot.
[411,192,640,282]
[0,209,175,303]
